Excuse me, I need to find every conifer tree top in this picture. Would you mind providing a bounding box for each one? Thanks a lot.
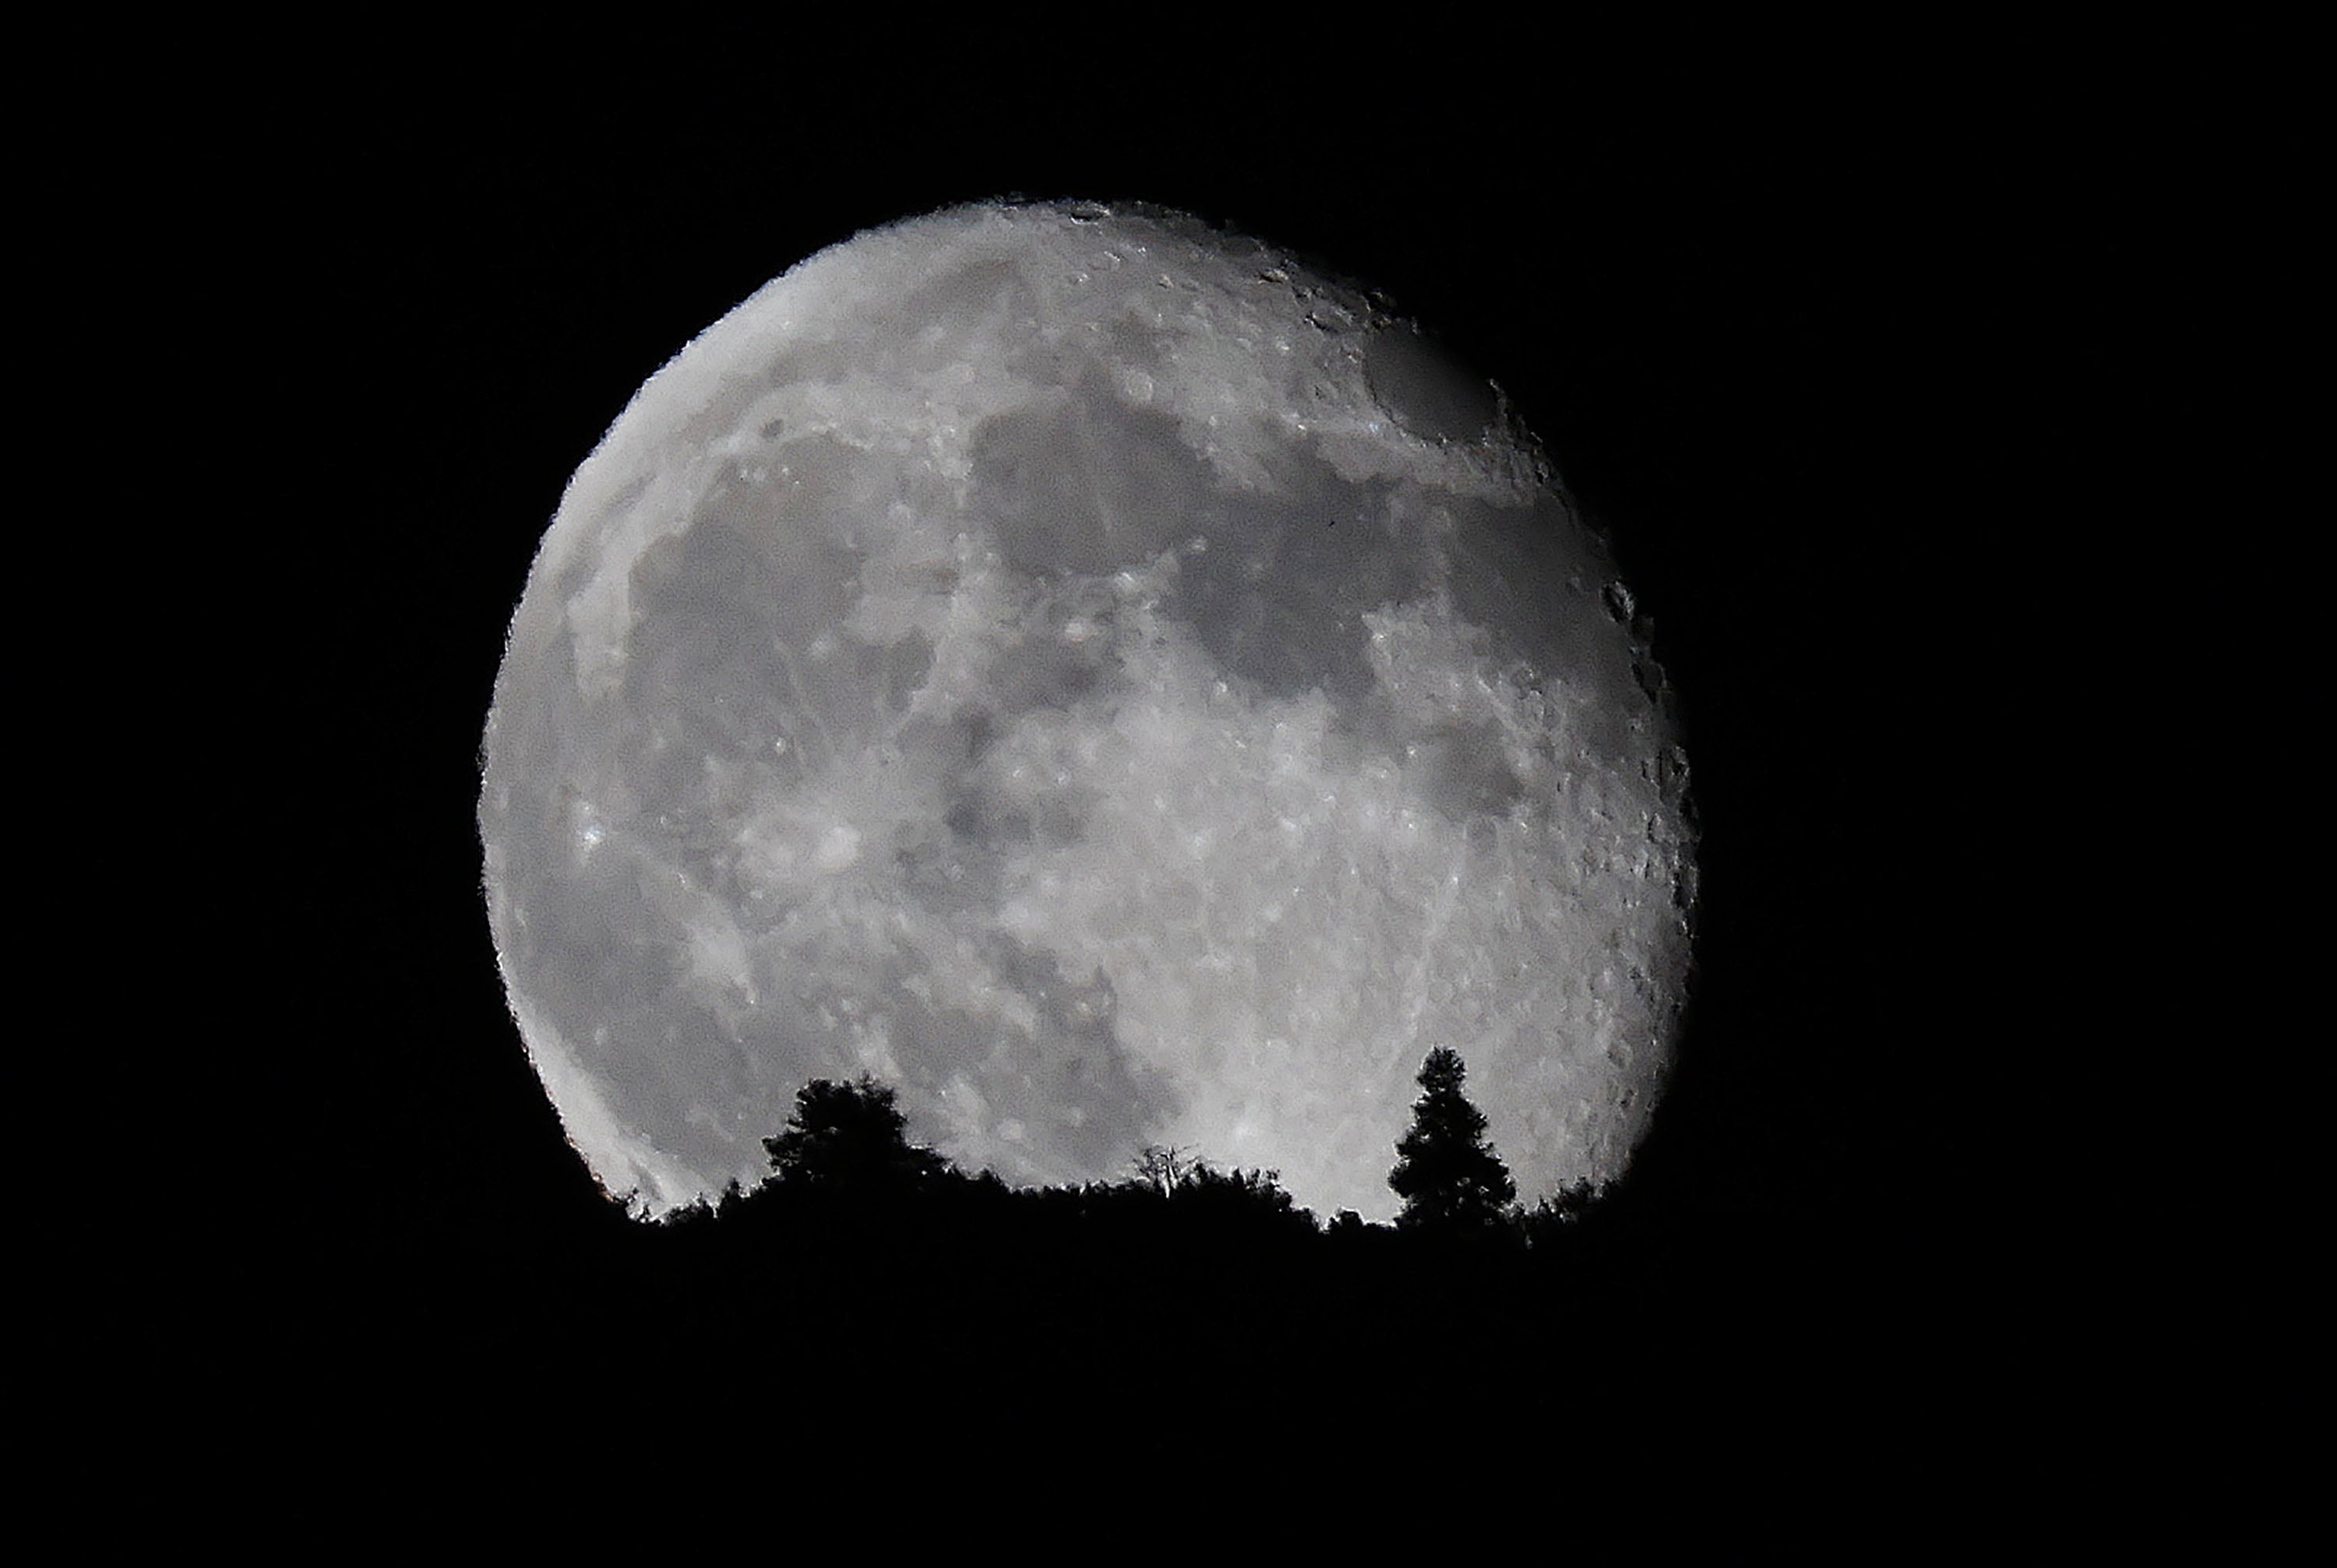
[1387,1048,1516,1231]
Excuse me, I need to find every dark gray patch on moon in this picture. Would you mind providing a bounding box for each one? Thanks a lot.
[1410,716,1528,822]
[1173,472,1408,709]
[971,375,1199,578]
[1364,325,1501,444]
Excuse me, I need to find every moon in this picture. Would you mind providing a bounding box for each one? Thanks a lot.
[479,199,1695,1223]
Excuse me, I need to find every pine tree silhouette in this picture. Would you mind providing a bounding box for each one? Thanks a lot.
[1387,1047,1516,1231]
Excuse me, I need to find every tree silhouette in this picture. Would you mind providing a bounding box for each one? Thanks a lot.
[1128,1143,1203,1197]
[1175,1162,1315,1233]
[1387,1047,1516,1231]
[763,1075,954,1196]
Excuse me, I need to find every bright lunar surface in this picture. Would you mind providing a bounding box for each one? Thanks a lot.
[480,200,1696,1222]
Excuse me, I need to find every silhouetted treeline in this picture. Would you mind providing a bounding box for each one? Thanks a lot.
[637,1062,1620,1277]
[284,1057,2046,1496]
[292,1056,2026,1479]
[591,1064,1655,1380]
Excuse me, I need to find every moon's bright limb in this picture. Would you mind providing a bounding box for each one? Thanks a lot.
[480,201,1695,1222]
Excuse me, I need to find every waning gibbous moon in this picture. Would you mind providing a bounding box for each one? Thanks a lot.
[479,199,1695,1223]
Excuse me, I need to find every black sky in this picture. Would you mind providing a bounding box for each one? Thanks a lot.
[85,19,2257,1517]
[263,37,2074,1292]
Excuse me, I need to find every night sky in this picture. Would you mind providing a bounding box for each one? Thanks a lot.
[311,87,1952,1244]
[224,34,2215,1506]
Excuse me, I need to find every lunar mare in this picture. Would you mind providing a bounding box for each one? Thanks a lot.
[481,201,1694,1222]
